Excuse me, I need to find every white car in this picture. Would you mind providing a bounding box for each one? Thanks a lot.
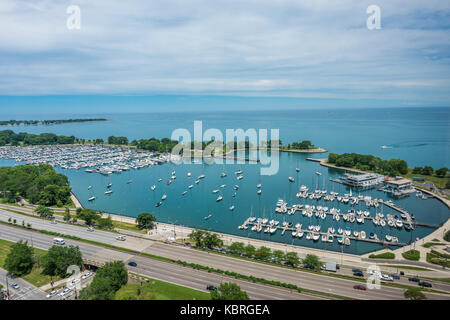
[51,220,57,224]
[11,283,20,289]
[60,288,72,296]
[46,290,58,298]
[115,235,126,241]
[87,227,94,232]
[81,272,93,280]
[379,274,394,281]
[70,278,80,286]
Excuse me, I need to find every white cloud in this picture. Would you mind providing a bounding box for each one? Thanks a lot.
[0,0,449,104]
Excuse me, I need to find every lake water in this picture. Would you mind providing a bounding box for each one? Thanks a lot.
[0,107,449,255]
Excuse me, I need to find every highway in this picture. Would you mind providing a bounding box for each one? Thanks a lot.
[1,208,449,300]
[0,224,322,300]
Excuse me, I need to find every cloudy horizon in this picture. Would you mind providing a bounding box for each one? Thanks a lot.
[0,0,449,108]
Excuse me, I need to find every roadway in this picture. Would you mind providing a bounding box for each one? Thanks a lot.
[0,224,322,300]
[0,267,51,300]
[1,208,449,300]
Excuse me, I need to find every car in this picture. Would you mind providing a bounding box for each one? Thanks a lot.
[353,284,367,290]
[82,272,93,280]
[51,220,57,224]
[206,285,218,291]
[128,261,137,267]
[11,283,20,289]
[379,274,393,281]
[400,271,405,276]
[353,271,364,277]
[70,278,80,286]
[60,288,72,296]
[352,268,362,273]
[46,290,58,298]
[389,274,400,280]
[419,281,432,288]
[336,264,340,270]
[115,235,126,241]
[408,277,420,283]
[87,227,94,232]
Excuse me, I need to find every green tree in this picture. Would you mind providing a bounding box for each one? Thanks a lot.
[244,244,256,257]
[189,229,206,247]
[97,216,113,230]
[328,153,339,164]
[302,254,322,271]
[210,282,249,300]
[412,167,423,174]
[202,233,223,249]
[422,166,434,176]
[63,207,71,222]
[94,261,128,292]
[136,213,156,230]
[35,205,53,219]
[272,250,285,264]
[404,287,427,300]
[284,252,300,267]
[229,242,245,255]
[42,245,83,277]
[79,276,116,300]
[76,208,101,226]
[4,240,34,276]
[435,168,448,177]
[254,246,271,261]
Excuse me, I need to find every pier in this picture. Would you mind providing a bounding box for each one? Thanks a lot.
[239,219,407,246]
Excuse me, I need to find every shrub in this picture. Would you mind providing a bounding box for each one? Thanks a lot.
[402,250,420,261]
[368,252,395,259]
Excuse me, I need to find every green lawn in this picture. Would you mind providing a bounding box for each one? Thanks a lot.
[379,265,432,271]
[402,250,420,261]
[369,252,395,259]
[115,278,211,300]
[0,238,61,288]
[404,169,449,189]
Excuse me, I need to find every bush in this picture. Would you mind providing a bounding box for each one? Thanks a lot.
[402,250,420,261]
[368,252,395,259]
[444,230,450,242]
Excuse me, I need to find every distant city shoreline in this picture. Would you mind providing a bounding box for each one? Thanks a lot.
[0,118,108,126]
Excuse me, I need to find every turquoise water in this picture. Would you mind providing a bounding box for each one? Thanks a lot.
[0,107,449,254]
[2,151,448,255]
[1,107,449,168]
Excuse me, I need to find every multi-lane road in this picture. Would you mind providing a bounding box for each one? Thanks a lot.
[1,208,449,300]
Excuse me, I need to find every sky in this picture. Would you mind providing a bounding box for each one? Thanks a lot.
[0,0,449,112]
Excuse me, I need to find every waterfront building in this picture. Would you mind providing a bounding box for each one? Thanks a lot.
[341,173,384,188]
[384,178,415,196]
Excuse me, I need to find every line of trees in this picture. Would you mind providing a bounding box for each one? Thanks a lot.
[0,119,107,126]
[412,166,448,177]
[328,152,408,176]
[0,130,77,146]
[286,140,315,150]
[75,208,113,229]
[0,164,71,206]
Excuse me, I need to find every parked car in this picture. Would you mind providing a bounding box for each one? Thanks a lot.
[81,272,93,280]
[400,271,405,276]
[11,283,19,289]
[408,277,420,283]
[60,288,72,297]
[419,281,432,288]
[128,261,137,267]
[46,290,58,298]
[353,284,367,291]
[352,268,362,273]
[206,285,217,291]
[70,278,80,286]
[353,271,364,277]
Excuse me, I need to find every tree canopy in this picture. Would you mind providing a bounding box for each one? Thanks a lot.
[0,164,71,206]
[4,240,34,276]
[42,245,83,277]
[210,282,249,300]
[136,213,156,230]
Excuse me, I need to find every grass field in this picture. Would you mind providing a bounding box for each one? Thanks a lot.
[404,170,449,189]
[115,278,211,300]
[0,238,61,287]
[379,265,432,271]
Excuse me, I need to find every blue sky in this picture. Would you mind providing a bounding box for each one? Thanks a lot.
[0,0,449,111]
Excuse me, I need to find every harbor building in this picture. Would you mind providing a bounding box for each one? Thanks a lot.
[384,178,415,196]
[341,173,385,188]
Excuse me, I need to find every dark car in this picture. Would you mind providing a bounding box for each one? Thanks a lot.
[352,268,362,273]
[206,285,217,291]
[390,274,400,280]
[419,281,432,288]
[353,271,364,277]
[400,271,405,276]
[408,277,420,283]
[184,242,191,246]
[128,261,138,267]
[353,284,366,291]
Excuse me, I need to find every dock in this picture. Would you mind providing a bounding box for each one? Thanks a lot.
[239,220,406,246]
